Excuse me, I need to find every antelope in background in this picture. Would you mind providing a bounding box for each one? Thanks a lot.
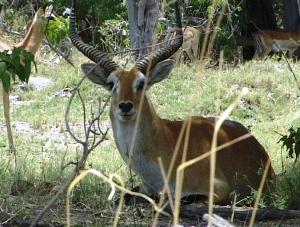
[0,6,53,151]
[253,29,300,59]
[172,26,200,63]
[161,18,200,64]
[70,0,274,205]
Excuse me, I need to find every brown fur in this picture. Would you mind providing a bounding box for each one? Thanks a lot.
[168,27,200,64]
[253,29,300,58]
[84,65,275,204]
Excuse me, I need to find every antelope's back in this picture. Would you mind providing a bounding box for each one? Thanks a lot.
[215,118,275,190]
[257,29,300,40]
[163,117,275,191]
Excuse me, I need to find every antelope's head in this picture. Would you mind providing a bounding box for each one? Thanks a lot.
[27,5,55,32]
[70,0,183,122]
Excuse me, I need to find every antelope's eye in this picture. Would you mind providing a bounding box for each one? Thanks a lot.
[137,81,144,90]
[108,82,114,90]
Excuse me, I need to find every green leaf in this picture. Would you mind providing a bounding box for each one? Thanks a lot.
[23,61,32,83]
[0,62,7,77]
[11,48,21,67]
[45,17,70,45]
[22,50,34,62]
[295,141,300,161]
[1,71,11,92]
[19,50,34,82]
[278,126,300,162]
[0,51,11,62]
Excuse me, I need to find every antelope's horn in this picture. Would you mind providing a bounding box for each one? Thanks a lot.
[135,1,183,74]
[69,0,119,73]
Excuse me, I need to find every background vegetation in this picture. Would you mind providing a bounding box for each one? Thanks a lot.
[0,48,300,224]
[0,0,300,225]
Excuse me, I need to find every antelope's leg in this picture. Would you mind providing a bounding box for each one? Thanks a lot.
[1,85,15,152]
[288,48,297,58]
[186,48,194,63]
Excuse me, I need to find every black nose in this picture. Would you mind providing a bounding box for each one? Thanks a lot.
[119,102,133,114]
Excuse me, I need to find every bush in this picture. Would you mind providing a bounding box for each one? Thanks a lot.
[98,17,130,52]
[278,127,300,162]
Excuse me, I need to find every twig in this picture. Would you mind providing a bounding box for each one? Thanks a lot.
[30,72,109,226]
[77,90,88,139]
[43,39,75,67]
[179,205,300,221]
[279,46,300,91]
[65,76,86,145]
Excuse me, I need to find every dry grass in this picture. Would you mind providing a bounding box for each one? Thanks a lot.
[1,1,300,225]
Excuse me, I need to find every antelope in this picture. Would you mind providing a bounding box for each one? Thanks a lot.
[253,29,300,59]
[70,0,275,204]
[0,6,54,151]
[166,25,200,64]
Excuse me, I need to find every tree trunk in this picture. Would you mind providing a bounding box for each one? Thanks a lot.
[284,0,300,31]
[127,0,159,59]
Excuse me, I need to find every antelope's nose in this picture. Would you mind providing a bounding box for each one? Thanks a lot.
[119,101,133,114]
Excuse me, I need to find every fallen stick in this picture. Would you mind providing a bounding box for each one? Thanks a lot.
[180,205,300,221]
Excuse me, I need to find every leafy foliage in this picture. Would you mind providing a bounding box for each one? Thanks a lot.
[0,48,34,92]
[98,17,130,52]
[278,127,300,162]
[45,17,70,45]
[2,8,28,30]
[42,0,126,49]
[42,0,126,22]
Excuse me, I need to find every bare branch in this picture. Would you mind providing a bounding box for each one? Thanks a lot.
[31,72,109,226]
[65,76,86,145]
[77,90,88,141]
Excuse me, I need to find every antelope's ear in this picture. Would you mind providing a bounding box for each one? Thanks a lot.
[81,63,110,89]
[148,59,175,86]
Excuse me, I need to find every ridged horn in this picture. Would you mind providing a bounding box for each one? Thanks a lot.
[69,0,119,73]
[135,1,183,74]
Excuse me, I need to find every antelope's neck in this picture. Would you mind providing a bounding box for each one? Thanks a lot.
[111,97,168,192]
[15,22,45,54]
[110,97,165,162]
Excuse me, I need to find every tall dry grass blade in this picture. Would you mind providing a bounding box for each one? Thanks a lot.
[168,11,225,217]
[66,169,170,227]
[152,119,188,226]
[207,88,248,226]
[230,193,237,222]
[248,158,271,227]
[206,3,227,59]
[199,0,218,61]
[158,158,175,211]
[110,174,125,227]
[66,170,90,227]
[219,50,224,72]
[173,117,192,225]
[152,159,176,227]
[175,133,252,172]
[170,88,248,226]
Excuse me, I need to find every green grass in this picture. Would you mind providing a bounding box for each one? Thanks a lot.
[1,51,300,225]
